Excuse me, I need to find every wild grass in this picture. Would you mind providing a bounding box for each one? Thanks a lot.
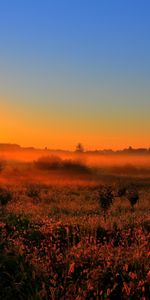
[0,159,150,299]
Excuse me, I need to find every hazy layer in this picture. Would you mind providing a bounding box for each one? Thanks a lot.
[1,150,150,167]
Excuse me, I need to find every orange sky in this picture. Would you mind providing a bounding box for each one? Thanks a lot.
[1,97,150,151]
[1,2,150,151]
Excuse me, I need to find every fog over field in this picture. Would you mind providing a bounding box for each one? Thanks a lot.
[1,0,150,297]
[1,148,150,187]
[2,148,150,166]
[0,148,150,299]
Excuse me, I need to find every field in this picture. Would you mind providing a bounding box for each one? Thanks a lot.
[0,153,150,299]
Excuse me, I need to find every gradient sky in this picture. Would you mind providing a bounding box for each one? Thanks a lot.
[0,0,150,150]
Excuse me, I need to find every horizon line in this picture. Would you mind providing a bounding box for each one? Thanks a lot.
[0,142,150,153]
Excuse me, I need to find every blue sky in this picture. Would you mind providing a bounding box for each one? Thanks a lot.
[0,0,150,149]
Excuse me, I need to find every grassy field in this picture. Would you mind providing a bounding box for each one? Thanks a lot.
[0,156,150,299]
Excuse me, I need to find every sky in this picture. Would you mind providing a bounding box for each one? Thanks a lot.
[0,0,150,150]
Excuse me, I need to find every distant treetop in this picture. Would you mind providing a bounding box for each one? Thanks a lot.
[75,143,84,153]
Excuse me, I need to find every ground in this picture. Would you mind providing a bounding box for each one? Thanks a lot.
[0,156,150,299]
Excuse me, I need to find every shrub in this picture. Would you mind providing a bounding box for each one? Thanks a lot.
[34,155,62,170]
[96,226,108,243]
[34,156,90,174]
[98,185,113,221]
[63,159,90,173]
[117,183,127,197]
[26,184,40,201]
[0,187,13,207]
[126,188,139,210]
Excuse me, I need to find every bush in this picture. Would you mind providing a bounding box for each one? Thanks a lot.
[26,184,41,201]
[98,185,113,221]
[117,183,127,197]
[0,187,13,207]
[34,155,62,170]
[126,188,139,210]
[63,159,90,173]
[34,156,90,174]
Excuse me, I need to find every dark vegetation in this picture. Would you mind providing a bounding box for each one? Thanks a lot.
[98,185,113,221]
[34,155,91,173]
[26,184,41,202]
[0,158,150,299]
[0,205,149,299]
[0,243,49,300]
[0,187,13,207]
[126,188,139,210]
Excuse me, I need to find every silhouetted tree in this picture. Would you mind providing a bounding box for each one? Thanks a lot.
[75,143,84,153]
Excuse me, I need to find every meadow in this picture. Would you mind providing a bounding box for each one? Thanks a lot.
[0,153,150,299]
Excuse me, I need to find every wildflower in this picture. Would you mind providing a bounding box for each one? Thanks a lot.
[69,262,75,274]
[123,282,130,296]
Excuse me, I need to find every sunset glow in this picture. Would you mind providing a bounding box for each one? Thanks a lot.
[0,3,150,298]
[0,1,150,150]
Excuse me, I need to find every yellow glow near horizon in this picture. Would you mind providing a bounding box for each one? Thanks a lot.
[1,96,150,151]
[1,1,150,152]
